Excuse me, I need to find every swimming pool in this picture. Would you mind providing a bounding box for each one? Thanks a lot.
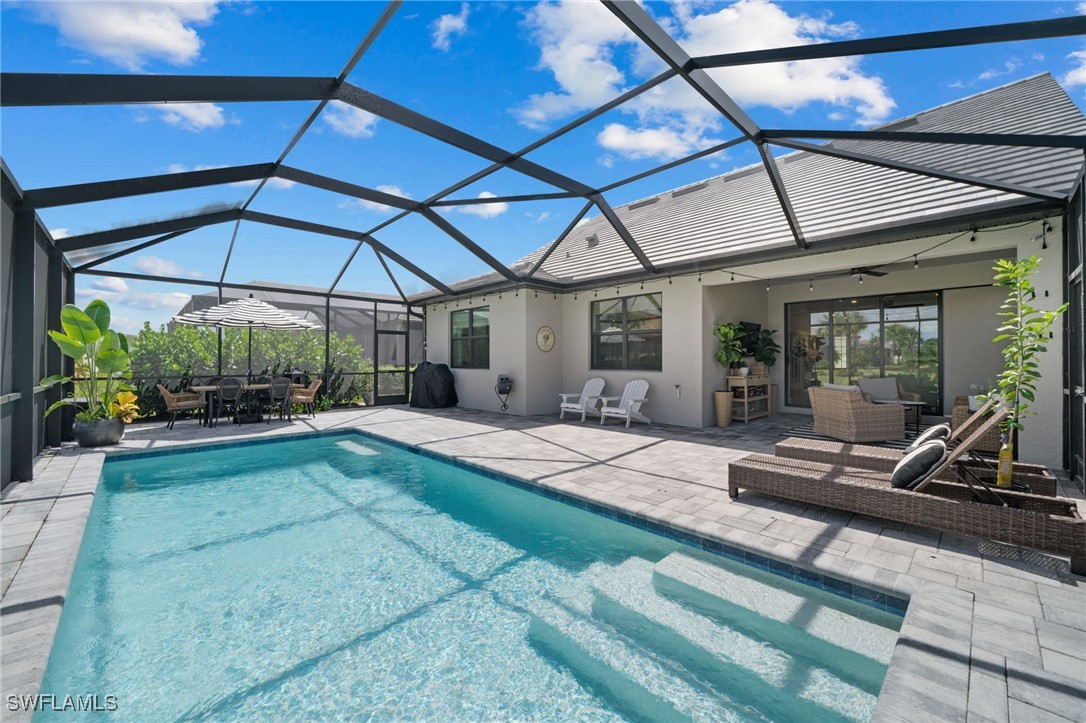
[39,432,902,721]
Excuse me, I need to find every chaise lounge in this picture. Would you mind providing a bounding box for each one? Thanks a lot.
[774,399,1058,496]
[728,409,1085,573]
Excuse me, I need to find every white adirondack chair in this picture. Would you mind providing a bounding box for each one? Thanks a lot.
[559,377,606,422]
[599,379,651,428]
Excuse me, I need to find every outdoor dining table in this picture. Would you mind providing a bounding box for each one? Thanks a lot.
[191,382,288,426]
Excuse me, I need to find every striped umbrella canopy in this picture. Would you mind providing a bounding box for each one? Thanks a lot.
[172,294,322,379]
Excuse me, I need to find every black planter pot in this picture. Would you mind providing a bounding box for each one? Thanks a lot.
[73,417,125,448]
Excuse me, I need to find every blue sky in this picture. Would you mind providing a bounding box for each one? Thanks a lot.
[2,0,1084,333]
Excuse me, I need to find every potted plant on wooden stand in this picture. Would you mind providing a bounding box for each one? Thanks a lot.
[40,300,140,447]
[986,255,1066,486]
[753,328,782,412]
[713,322,745,426]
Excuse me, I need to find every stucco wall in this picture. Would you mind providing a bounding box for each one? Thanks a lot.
[559,278,704,427]
[422,220,1067,467]
[425,294,528,415]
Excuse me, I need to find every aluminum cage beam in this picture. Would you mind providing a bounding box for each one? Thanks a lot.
[693,16,1086,69]
[0,73,337,106]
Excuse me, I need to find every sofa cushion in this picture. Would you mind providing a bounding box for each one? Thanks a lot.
[822,383,861,393]
[891,440,947,489]
[857,377,900,401]
[906,423,952,451]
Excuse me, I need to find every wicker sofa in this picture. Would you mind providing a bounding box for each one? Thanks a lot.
[807,385,905,443]
[728,411,1085,574]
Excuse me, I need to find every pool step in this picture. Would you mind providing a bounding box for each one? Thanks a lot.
[489,558,744,722]
[525,597,747,723]
[591,558,879,722]
[653,552,898,670]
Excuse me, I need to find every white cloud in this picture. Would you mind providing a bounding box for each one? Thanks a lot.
[514,1,635,129]
[431,3,469,51]
[323,101,379,138]
[1063,50,1086,87]
[597,123,700,161]
[529,211,552,223]
[76,285,191,313]
[340,184,411,213]
[457,191,508,219]
[90,276,129,293]
[157,103,230,131]
[516,0,896,148]
[133,256,202,278]
[978,58,1022,81]
[31,1,219,72]
[50,228,70,239]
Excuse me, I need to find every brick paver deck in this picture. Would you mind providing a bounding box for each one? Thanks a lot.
[2,406,1084,721]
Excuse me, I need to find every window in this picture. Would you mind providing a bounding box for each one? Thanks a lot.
[451,307,490,369]
[591,293,662,370]
[785,291,942,412]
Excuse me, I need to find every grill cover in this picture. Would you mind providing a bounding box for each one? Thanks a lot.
[410,362,459,409]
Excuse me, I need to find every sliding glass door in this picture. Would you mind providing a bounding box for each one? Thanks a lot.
[786,291,942,412]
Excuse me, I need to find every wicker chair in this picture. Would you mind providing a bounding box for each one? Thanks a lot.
[157,384,204,430]
[952,394,1001,453]
[808,386,905,442]
[290,379,322,418]
[729,410,1085,574]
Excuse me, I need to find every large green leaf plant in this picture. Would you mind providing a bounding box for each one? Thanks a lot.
[40,300,137,422]
[988,256,1068,433]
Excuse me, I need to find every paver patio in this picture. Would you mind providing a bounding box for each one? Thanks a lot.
[2,406,1084,721]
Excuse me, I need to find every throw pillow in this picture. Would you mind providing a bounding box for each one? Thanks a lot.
[906,423,952,451]
[858,377,900,401]
[891,440,947,489]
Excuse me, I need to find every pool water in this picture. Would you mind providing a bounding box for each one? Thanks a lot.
[39,433,902,721]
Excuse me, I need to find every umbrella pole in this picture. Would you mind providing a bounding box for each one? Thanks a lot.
[247,325,253,383]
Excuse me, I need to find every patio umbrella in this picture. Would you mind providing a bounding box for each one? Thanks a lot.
[172,294,322,380]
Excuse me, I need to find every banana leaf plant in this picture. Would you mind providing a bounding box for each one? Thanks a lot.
[39,300,138,422]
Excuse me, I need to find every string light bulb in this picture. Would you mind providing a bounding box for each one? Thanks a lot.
[970,230,976,243]
[668,276,672,285]
[913,255,919,269]
[765,282,770,292]
[730,272,735,282]
[1042,220,1048,250]
[858,274,864,285]
[809,280,813,292]
[697,272,702,282]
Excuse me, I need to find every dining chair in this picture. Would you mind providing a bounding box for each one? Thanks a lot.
[214,377,244,427]
[267,377,293,423]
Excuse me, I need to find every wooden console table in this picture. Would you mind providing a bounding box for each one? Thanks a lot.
[726,374,771,423]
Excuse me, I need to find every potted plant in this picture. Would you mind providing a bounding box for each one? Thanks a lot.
[39,300,140,447]
[753,328,782,410]
[712,323,745,426]
[985,255,1067,484]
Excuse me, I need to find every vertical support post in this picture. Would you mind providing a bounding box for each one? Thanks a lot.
[63,267,75,441]
[324,295,331,403]
[44,248,64,447]
[216,285,223,375]
[11,207,37,481]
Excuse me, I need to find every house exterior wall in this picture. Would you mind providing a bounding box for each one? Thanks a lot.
[424,220,1066,468]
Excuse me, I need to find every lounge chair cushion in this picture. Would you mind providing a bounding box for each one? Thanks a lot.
[858,377,900,401]
[906,423,952,451]
[891,440,947,489]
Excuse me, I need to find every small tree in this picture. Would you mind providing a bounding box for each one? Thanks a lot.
[989,255,1067,433]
